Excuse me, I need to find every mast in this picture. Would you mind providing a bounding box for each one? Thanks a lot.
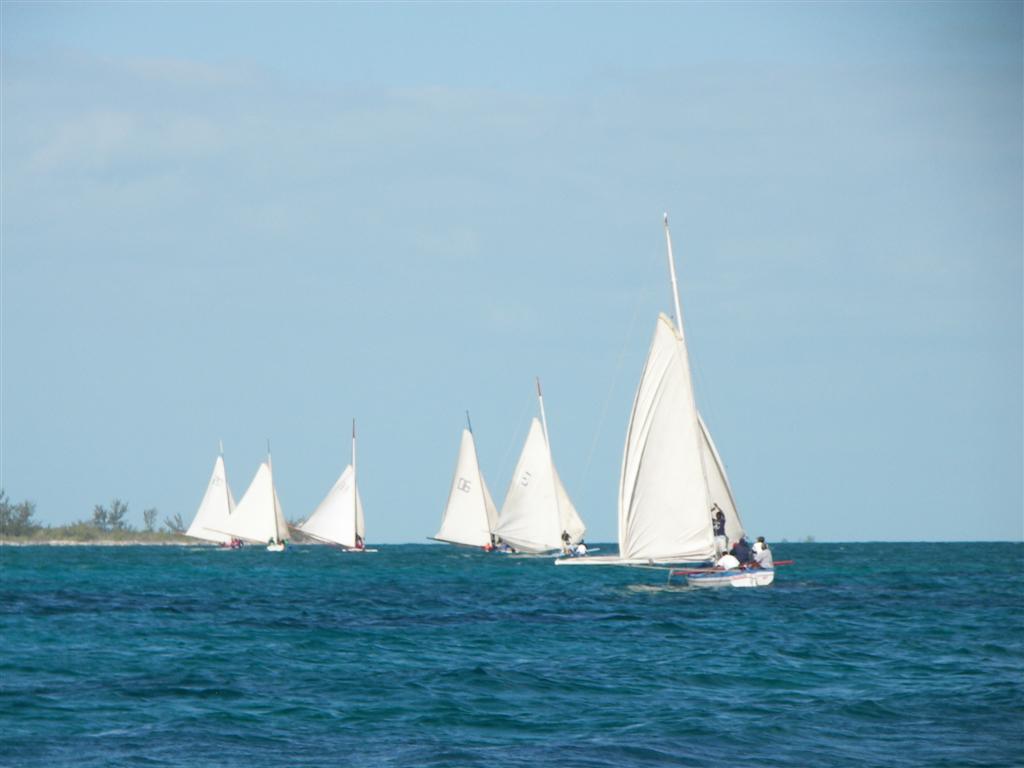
[466,410,492,539]
[663,213,713,505]
[351,418,357,544]
[267,439,280,543]
[220,439,231,515]
[664,213,684,334]
[536,377,563,546]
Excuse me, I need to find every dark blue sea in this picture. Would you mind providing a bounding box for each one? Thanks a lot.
[1,542,1022,767]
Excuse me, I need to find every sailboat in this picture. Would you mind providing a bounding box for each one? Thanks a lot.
[556,215,773,587]
[492,379,586,554]
[184,444,239,546]
[296,419,374,552]
[210,447,289,552]
[431,412,499,549]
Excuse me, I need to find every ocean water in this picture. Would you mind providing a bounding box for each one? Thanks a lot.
[1,542,1022,768]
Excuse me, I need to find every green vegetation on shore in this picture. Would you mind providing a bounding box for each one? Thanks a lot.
[0,490,189,544]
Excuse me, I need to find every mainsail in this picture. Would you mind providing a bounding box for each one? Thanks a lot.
[494,416,584,553]
[185,454,237,544]
[212,460,288,545]
[434,428,499,548]
[298,464,365,548]
[619,314,716,562]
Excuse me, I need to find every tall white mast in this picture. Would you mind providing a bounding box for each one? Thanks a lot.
[219,439,231,515]
[267,439,280,543]
[663,213,684,335]
[663,212,712,495]
[536,377,564,546]
[351,418,358,544]
[466,410,492,539]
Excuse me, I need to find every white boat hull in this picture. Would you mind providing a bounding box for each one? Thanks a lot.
[266,542,286,552]
[686,568,775,588]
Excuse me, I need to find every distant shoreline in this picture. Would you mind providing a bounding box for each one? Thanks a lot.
[1,539,196,547]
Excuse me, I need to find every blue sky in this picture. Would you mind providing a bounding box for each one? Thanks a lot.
[2,1,1021,542]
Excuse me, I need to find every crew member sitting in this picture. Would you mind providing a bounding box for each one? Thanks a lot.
[752,537,774,569]
[730,536,753,564]
[716,551,741,570]
[572,540,588,557]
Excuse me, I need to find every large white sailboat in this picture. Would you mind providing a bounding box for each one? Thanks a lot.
[557,215,771,587]
[431,412,499,549]
[185,445,238,546]
[210,448,289,552]
[492,379,586,554]
[296,420,372,552]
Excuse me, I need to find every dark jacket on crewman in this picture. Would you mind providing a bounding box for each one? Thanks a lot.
[730,538,753,564]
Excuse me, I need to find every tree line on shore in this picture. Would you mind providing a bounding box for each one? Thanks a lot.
[0,490,189,541]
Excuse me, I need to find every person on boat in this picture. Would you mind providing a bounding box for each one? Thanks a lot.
[711,505,727,555]
[730,537,753,564]
[752,537,774,569]
[572,540,589,557]
[354,534,365,551]
[716,551,741,570]
[560,530,571,554]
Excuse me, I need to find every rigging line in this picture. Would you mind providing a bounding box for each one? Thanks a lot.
[498,391,534,485]
[577,286,645,501]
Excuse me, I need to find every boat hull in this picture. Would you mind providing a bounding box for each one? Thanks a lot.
[686,568,775,588]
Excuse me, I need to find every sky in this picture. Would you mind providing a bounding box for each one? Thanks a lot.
[1,1,1021,543]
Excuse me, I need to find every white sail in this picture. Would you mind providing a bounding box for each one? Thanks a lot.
[211,461,287,545]
[298,464,365,548]
[698,412,746,544]
[434,429,499,547]
[494,417,582,553]
[618,314,716,562]
[185,454,236,544]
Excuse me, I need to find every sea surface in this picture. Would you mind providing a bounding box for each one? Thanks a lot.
[1,542,1022,768]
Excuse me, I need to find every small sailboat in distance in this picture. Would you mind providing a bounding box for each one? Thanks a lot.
[185,442,239,546]
[431,412,499,550]
[296,419,374,552]
[557,214,775,587]
[210,443,289,552]
[492,378,586,554]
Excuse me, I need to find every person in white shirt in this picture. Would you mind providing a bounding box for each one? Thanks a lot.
[753,537,774,569]
[716,552,740,570]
